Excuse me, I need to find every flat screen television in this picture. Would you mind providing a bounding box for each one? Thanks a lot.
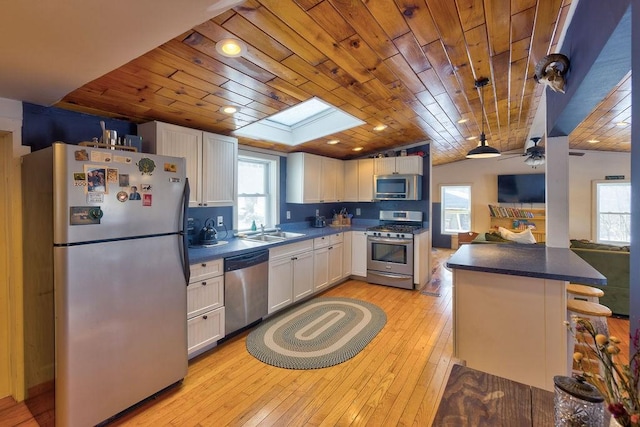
[497,173,545,203]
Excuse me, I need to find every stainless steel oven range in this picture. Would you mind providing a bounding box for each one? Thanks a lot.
[366,210,423,289]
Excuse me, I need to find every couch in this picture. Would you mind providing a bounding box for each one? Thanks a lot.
[569,240,630,317]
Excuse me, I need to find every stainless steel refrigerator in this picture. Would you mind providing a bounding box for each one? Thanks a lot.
[22,142,190,426]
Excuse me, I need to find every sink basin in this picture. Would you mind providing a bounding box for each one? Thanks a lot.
[241,231,306,243]
[243,234,286,243]
[267,231,306,239]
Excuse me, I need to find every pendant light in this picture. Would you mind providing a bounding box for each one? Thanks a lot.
[466,78,501,158]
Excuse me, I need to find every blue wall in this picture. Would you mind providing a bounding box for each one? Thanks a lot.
[21,103,431,232]
[23,103,135,151]
[279,146,431,227]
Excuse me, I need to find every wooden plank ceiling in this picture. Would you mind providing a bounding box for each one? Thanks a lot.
[57,0,630,165]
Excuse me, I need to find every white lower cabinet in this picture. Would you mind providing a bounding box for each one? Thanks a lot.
[314,232,344,292]
[187,259,225,358]
[187,307,225,356]
[343,231,352,278]
[328,243,343,284]
[268,240,314,314]
[313,246,329,292]
[351,231,368,277]
[292,251,314,301]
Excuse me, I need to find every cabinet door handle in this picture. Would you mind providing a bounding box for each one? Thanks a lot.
[202,315,208,320]
[291,257,298,260]
[201,281,207,286]
[201,263,207,267]
[329,246,333,250]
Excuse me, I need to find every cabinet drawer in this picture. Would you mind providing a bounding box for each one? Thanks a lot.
[314,235,330,249]
[187,275,224,318]
[190,259,223,281]
[270,239,314,259]
[188,306,225,357]
[329,232,343,245]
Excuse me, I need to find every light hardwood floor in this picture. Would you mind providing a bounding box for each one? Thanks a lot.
[0,248,630,426]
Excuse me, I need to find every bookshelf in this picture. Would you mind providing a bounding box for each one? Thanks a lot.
[488,205,546,243]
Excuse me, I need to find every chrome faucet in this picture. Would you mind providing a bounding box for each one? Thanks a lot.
[260,224,265,235]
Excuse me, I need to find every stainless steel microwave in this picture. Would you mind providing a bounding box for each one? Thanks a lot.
[374,174,422,200]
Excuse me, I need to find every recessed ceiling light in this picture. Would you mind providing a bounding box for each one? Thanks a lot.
[466,136,477,141]
[352,147,363,151]
[327,139,339,145]
[588,139,599,144]
[373,124,387,132]
[615,121,629,127]
[220,106,238,114]
[457,118,469,124]
[215,38,247,57]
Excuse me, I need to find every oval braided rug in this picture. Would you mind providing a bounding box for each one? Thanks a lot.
[246,297,386,369]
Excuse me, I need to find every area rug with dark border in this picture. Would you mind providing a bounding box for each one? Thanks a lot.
[246,297,386,370]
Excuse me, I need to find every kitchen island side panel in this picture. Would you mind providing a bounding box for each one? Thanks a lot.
[453,269,567,391]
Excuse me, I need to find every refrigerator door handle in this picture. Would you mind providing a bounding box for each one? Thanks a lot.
[180,178,191,285]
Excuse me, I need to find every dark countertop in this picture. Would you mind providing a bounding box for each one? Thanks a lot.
[446,243,607,285]
[188,221,430,264]
[188,225,361,264]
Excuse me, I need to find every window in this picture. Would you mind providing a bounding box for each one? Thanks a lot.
[441,185,472,234]
[236,151,279,231]
[593,180,630,244]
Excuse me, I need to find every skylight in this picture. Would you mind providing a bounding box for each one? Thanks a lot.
[233,97,365,146]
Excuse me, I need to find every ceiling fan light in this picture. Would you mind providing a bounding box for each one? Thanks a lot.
[525,156,545,167]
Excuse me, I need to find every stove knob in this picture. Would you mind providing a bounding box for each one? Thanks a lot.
[386,233,391,237]
[397,234,402,238]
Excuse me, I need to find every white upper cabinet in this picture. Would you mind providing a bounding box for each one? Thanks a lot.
[374,156,423,175]
[138,121,237,207]
[344,158,374,202]
[201,132,237,206]
[287,152,344,203]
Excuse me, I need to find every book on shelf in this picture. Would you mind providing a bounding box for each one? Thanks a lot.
[487,204,535,218]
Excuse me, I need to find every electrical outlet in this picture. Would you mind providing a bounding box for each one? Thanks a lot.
[217,216,224,227]
[315,209,319,216]
[356,208,361,216]
[286,210,291,219]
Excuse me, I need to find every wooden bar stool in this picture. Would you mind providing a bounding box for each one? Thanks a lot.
[566,283,604,303]
[566,299,612,376]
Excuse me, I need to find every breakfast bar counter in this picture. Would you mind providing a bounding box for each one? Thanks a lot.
[446,244,606,391]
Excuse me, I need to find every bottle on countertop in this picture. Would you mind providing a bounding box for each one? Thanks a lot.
[251,220,257,231]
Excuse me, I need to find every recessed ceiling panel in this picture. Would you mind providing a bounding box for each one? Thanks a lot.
[233,97,365,146]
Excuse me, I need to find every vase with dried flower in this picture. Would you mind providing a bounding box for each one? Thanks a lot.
[568,316,640,426]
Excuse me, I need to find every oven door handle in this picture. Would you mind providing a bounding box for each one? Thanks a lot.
[367,237,414,245]
[367,271,412,280]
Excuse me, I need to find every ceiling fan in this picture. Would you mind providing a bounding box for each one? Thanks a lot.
[523,137,545,168]
[500,137,585,168]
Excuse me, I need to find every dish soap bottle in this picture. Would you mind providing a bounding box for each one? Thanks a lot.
[251,220,257,231]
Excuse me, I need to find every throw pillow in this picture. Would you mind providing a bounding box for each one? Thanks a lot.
[485,232,512,242]
[498,226,537,244]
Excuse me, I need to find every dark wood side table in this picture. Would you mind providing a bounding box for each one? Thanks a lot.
[432,364,555,426]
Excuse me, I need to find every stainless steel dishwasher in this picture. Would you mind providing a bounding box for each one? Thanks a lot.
[224,249,269,335]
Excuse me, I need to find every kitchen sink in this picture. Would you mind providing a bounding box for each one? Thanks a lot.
[267,231,306,239]
[243,234,286,243]
[241,231,306,243]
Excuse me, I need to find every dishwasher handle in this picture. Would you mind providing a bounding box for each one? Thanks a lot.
[224,250,269,272]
